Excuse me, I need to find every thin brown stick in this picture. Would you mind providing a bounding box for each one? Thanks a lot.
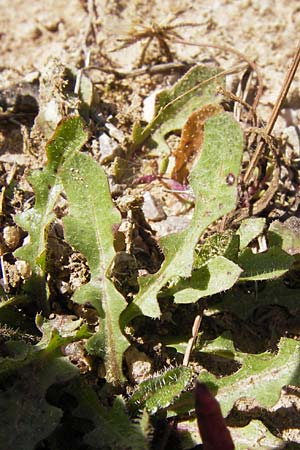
[234,68,255,122]
[84,61,192,78]
[226,165,280,225]
[217,85,257,122]
[244,41,300,183]
[85,60,246,81]
[173,38,264,119]
[183,314,202,366]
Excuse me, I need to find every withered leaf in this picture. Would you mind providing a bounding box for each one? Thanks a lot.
[171,103,223,184]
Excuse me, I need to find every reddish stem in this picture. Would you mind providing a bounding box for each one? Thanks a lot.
[195,382,235,450]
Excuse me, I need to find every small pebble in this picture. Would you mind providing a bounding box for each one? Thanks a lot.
[3,225,22,250]
[142,191,166,221]
[15,260,32,279]
[151,215,192,237]
[125,346,153,384]
[99,133,122,164]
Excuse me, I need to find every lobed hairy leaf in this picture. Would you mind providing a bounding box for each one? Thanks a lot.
[128,366,193,415]
[123,111,244,322]
[59,150,129,384]
[169,338,300,424]
[199,337,300,417]
[14,117,87,313]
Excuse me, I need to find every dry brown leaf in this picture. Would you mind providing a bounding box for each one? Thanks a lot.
[171,103,223,184]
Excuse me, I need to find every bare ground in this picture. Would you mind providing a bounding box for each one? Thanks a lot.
[1,0,300,448]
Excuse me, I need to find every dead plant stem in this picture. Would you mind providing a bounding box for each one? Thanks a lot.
[183,314,202,366]
[244,41,300,183]
[173,38,264,119]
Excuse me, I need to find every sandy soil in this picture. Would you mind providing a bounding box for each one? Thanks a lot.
[1,0,299,118]
[1,0,300,447]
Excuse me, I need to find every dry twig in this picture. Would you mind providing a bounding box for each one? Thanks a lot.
[183,314,202,366]
[173,38,264,122]
[244,40,300,183]
[112,11,206,66]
